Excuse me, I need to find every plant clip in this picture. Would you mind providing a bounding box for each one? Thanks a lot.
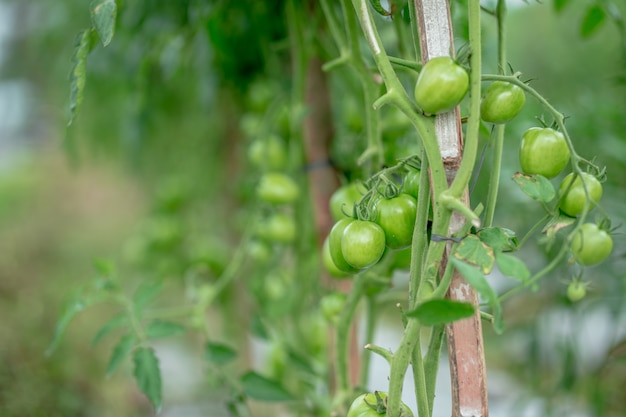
[303,157,334,172]
[430,234,463,243]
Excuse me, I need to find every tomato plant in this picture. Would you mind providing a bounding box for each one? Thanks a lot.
[341,220,386,269]
[414,56,469,115]
[519,127,570,179]
[559,172,603,217]
[375,194,417,249]
[480,81,526,124]
[347,392,413,417]
[570,223,613,266]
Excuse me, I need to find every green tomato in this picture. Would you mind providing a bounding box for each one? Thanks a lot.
[519,127,570,179]
[330,182,363,221]
[256,212,296,243]
[248,239,272,263]
[566,281,587,302]
[414,56,469,115]
[570,223,613,266]
[341,220,386,269]
[347,392,414,417]
[375,194,417,249]
[328,218,359,273]
[257,172,300,205]
[559,172,603,217]
[320,291,347,324]
[402,169,420,199]
[248,134,288,171]
[322,235,351,278]
[480,81,526,124]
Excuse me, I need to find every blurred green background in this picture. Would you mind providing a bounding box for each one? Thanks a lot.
[0,0,624,416]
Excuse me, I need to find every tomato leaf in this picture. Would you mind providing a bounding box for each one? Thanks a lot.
[132,280,163,313]
[453,235,495,274]
[495,252,530,283]
[106,334,135,376]
[205,342,237,365]
[542,214,576,239]
[477,227,518,252]
[512,173,556,203]
[241,371,295,402]
[581,5,606,38]
[68,29,95,126]
[91,314,129,346]
[90,0,117,47]
[145,320,186,339]
[406,299,475,326]
[133,347,162,412]
[45,296,89,356]
[451,258,504,334]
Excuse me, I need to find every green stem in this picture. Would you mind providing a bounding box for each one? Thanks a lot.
[422,325,445,414]
[359,294,378,387]
[411,333,430,417]
[335,274,365,393]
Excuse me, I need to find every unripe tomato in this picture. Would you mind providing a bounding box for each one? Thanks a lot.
[347,392,414,417]
[403,169,420,199]
[570,223,613,266]
[566,281,587,302]
[559,173,603,217]
[328,218,359,274]
[256,213,296,243]
[480,81,526,124]
[341,220,386,269]
[519,127,570,179]
[375,194,417,249]
[320,291,347,324]
[248,239,272,263]
[329,182,363,221]
[256,172,300,205]
[248,134,288,171]
[414,56,469,115]
[322,235,351,278]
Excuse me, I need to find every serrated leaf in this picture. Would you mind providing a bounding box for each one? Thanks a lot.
[495,252,530,282]
[106,334,135,376]
[453,235,495,274]
[554,0,570,13]
[542,214,576,239]
[241,371,294,402]
[581,5,606,38]
[451,258,504,334]
[45,296,89,356]
[90,0,117,47]
[406,299,475,326]
[205,342,237,365]
[477,227,518,252]
[92,314,129,346]
[145,320,185,339]
[512,173,556,203]
[133,347,162,412]
[133,280,163,313]
[68,29,95,126]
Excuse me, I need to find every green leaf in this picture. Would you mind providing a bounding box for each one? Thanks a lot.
[554,0,571,13]
[205,342,237,365]
[542,214,576,239]
[133,280,163,313]
[145,320,186,339]
[453,235,495,274]
[91,314,128,346]
[477,227,518,252]
[451,258,504,334]
[46,296,88,356]
[512,173,556,203]
[581,5,606,38]
[241,371,294,402]
[406,299,475,326]
[133,347,162,412]
[495,253,530,283]
[106,334,135,376]
[68,29,95,126]
[90,0,117,47]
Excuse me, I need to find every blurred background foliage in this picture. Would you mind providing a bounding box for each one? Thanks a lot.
[0,0,624,416]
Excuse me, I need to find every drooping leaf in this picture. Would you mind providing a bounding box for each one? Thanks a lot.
[512,173,556,203]
[133,347,162,412]
[205,342,237,365]
[106,334,135,376]
[132,280,163,313]
[406,299,475,326]
[46,296,88,356]
[90,0,117,47]
[495,252,530,283]
[477,227,518,252]
[453,235,495,274]
[241,371,294,402]
[68,29,95,126]
[451,258,504,334]
[145,320,186,339]
[542,213,576,239]
[91,314,129,346]
[581,5,606,38]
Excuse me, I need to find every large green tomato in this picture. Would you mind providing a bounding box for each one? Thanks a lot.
[480,81,526,124]
[328,218,359,273]
[347,392,414,417]
[570,223,613,266]
[414,56,469,115]
[519,127,570,179]
[559,172,603,217]
[341,220,386,269]
[256,172,300,205]
[330,183,362,221]
[375,194,417,250]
